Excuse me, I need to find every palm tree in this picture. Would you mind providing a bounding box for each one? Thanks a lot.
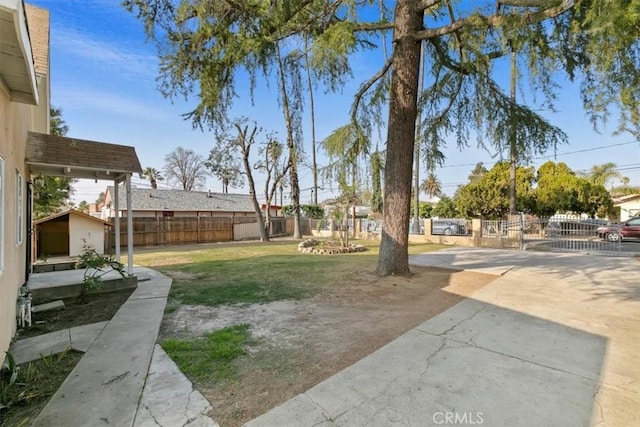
[589,162,621,188]
[420,173,442,199]
[622,176,630,189]
[143,167,163,189]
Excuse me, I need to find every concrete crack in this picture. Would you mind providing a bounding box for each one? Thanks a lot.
[592,384,605,426]
[422,305,485,338]
[418,337,447,385]
[456,342,598,383]
[305,393,335,425]
[143,403,162,426]
[184,388,194,422]
[103,370,130,385]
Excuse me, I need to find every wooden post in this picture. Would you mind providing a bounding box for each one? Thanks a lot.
[126,174,133,276]
[114,181,120,259]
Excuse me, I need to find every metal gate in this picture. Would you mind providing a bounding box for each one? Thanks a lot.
[516,215,622,255]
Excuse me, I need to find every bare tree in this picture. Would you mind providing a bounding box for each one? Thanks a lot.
[163,147,208,191]
[213,119,270,241]
[205,150,244,193]
[256,136,290,239]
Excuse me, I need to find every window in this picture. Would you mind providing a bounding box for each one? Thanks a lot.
[16,172,23,244]
[0,157,4,272]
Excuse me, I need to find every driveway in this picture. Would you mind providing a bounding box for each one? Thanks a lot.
[245,248,640,426]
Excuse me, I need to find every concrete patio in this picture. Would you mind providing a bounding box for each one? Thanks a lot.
[246,249,640,426]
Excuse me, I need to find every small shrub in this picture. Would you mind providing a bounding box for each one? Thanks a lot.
[1,349,79,425]
[0,352,20,412]
[75,241,125,303]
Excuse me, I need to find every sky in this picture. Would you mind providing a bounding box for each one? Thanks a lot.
[28,0,640,205]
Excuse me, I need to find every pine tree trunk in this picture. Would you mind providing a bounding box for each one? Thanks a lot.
[377,0,422,276]
[276,42,302,239]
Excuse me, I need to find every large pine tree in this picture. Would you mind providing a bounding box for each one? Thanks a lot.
[124,0,640,276]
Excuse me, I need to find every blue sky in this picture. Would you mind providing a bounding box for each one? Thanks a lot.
[29,0,640,204]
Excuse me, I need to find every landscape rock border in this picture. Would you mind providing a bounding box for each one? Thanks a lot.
[297,239,366,255]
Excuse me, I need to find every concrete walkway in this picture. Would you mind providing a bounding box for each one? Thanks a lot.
[246,248,640,426]
[22,266,216,427]
[9,321,108,365]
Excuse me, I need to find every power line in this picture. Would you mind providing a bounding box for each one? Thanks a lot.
[440,140,639,169]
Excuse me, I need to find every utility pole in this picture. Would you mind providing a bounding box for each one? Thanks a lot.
[413,41,425,233]
[509,41,517,215]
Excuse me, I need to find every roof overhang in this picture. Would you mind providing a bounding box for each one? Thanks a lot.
[0,0,38,105]
[27,162,131,181]
[613,194,640,206]
[26,132,143,181]
[34,209,112,226]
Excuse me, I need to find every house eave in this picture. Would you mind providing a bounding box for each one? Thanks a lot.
[0,0,39,105]
[26,161,131,181]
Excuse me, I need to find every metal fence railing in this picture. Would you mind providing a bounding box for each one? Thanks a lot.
[431,218,471,236]
[476,215,621,254]
[361,219,384,233]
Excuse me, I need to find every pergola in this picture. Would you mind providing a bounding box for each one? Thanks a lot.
[25,131,143,275]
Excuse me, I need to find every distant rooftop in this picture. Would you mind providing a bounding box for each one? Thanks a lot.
[107,187,255,213]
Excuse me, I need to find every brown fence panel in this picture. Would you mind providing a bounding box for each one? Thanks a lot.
[284,217,310,236]
[234,216,257,224]
[270,217,287,236]
[163,217,198,244]
[108,216,233,248]
[198,217,233,242]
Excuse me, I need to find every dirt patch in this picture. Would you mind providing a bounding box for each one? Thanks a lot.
[164,270,200,281]
[160,266,496,426]
[16,288,135,339]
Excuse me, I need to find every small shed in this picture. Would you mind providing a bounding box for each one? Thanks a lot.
[35,210,111,257]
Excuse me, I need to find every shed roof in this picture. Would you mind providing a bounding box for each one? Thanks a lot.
[107,187,256,213]
[35,209,112,226]
[26,132,143,180]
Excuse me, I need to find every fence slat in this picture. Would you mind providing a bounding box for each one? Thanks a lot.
[107,216,234,248]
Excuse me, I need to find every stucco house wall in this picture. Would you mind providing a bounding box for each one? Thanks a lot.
[69,214,106,256]
[614,196,640,222]
[0,75,31,366]
[0,2,50,364]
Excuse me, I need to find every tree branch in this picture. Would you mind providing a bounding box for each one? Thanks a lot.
[350,53,394,125]
[352,21,394,32]
[416,0,445,12]
[498,0,562,7]
[414,0,575,40]
[426,37,470,75]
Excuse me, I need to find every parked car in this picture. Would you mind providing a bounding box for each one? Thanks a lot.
[596,217,640,242]
[431,219,467,236]
[548,217,608,237]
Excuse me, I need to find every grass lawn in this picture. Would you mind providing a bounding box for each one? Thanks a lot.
[162,324,252,381]
[133,240,445,307]
[134,240,446,401]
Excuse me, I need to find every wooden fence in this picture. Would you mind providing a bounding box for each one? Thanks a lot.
[285,217,311,235]
[106,217,233,248]
[106,216,291,249]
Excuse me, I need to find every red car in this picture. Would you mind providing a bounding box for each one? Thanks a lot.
[596,217,640,242]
